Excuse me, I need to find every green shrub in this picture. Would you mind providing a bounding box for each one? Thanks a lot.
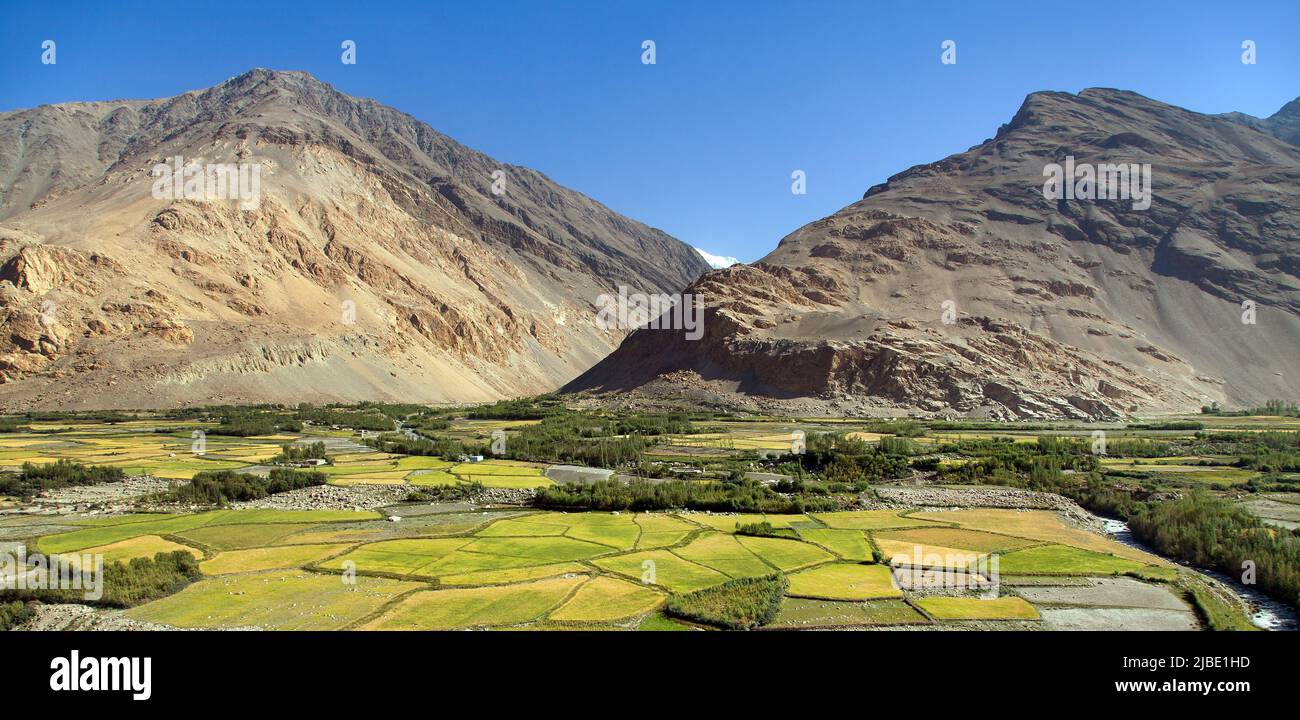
[735,521,782,537]
[272,441,328,463]
[406,481,484,502]
[665,574,787,630]
[0,600,36,630]
[534,479,836,513]
[0,460,125,497]
[158,468,325,505]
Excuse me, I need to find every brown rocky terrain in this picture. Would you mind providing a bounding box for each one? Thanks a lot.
[0,69,709,410]
[566,89,1300,419]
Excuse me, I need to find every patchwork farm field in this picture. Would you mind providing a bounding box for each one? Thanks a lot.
[8,503,1210,631]
[2,409,1293,631]
[0,422,550,491]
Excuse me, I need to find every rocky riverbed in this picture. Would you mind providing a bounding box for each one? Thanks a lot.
[24,475,174,512]
[229,484,411,511]
[16,603,178,631]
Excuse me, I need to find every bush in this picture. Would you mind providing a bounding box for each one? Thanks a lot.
[0,460,125,497]
[665,574,787,630]
[0,600,35,630]
[735,521,788,538]
[158,468,325,505]
[877,436,916,456]
[405,481,485,502]
[272,441,328,463]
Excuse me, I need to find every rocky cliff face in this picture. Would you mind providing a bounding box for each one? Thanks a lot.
[567,89,1300,419]
[0,69,709,409]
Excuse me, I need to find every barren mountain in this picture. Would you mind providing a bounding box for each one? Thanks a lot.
[567,89,1300,419]
[0,69,709,410]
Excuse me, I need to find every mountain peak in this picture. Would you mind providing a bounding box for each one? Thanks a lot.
[0,72,710,408]
[1268,96,1300,120]
[221,67,322,89]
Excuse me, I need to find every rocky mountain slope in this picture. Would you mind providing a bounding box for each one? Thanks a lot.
[0,69,709,409]
[566,89,1300,419]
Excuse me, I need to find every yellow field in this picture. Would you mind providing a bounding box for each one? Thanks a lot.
[909,509,1169,565]
[359,575,587,630]
[126,572,423,630]
[873,538,984,569]
[680,512,805,532]
[66,535,202,565]
[786,563,902,600]
[200,543,351,575]
[915,596,1040,620]
[549,576,664,622]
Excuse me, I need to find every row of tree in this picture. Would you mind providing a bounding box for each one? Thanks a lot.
[533,478,837,513]
[157,468,325,505]
[0,460,125,498]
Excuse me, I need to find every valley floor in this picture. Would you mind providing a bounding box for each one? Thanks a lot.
[2,408,1294,631]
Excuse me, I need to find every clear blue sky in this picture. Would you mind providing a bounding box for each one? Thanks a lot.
[1,0,1296,262]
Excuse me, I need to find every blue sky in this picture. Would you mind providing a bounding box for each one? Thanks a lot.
[1,0,1296,262]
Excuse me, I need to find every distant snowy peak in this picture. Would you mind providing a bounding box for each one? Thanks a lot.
[694,247,740,269]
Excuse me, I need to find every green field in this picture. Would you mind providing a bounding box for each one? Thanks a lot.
[126,572,422,630]
[358,576,587,630]
[6,408,1282,632]
[18,500,1197,629]
[786,563,902,600]
[795,528,873,562]
[996,544,1153,576]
